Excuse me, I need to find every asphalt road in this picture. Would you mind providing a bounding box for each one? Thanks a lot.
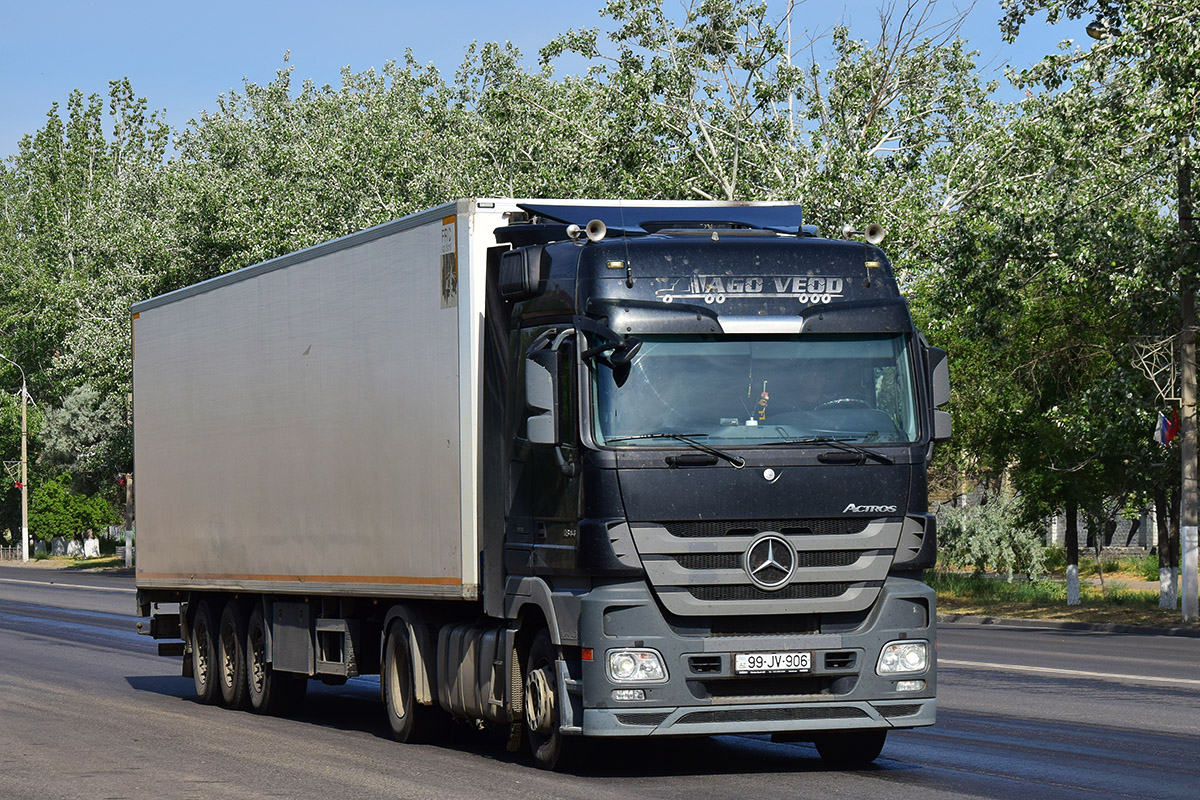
[2,563,1198,799]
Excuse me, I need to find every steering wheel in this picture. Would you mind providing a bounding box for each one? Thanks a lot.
[815,398,870,410]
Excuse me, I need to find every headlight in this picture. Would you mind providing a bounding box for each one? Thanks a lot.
[876,640,928,675]
[607,649,667,683]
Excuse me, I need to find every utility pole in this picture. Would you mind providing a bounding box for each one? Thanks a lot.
[124,473,133,568]
[1181,149,1198,623]
[124,394,133,568]
[20,378,27,563]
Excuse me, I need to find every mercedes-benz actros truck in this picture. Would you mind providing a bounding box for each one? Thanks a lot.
[133,199,950,770]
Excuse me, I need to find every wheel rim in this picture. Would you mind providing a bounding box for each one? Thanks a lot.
[524,666,555,735]
[387,635,408,721]
[194,619,210,689]
[249,627,266,695]
[220,623,237,689]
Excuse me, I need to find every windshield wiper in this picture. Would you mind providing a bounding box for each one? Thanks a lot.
[759,436,894,465]
[605,433,746,469]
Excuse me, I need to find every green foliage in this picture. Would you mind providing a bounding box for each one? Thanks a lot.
[0,0,1193,558]
[28,474,117,541]
[931,570,1068,604]
[37,384,131,497]
[938,494,1048,580]
[1140,552,1160,581]
[1043,545,1067,573]
[928,568,1165,611]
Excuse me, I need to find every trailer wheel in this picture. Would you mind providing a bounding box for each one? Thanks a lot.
[523,629,573,770]
[383,623,444,743]
[190,599,220,705]
[246,604,307,715]
[217,602,250,709]
[813,729,887,767]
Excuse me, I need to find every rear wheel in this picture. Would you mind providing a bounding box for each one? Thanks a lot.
[246,604,307,715]
[190,599,220,705]
[814,729,887,767]
[217,601,250,709]
[523,629,573,770]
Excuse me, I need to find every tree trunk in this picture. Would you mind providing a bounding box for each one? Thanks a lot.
[1157,487,1177,609]
[1066,498,1080,606]
[1088,511,1108,597]
[1170,487,1182,607]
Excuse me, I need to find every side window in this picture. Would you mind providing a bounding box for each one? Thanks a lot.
[555,339,576,445]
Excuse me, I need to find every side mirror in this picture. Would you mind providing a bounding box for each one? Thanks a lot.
[525,349,559,445]
[500,246,547,300]
[928,347,949,407]
[933,409,952,441]
[926,346,951,441]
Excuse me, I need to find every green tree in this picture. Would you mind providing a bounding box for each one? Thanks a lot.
[27,474,116,542]
[998,0,1199,608]
[37,384,131,498]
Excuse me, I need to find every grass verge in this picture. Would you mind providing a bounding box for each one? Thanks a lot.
[12,554,131,571]
[929,570,1198,629]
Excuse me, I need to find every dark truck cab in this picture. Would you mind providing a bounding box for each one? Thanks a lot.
[489,202,949,766]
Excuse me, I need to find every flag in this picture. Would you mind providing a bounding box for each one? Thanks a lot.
[1154,410,1180,446]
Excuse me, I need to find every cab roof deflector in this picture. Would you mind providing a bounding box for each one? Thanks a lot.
[517,203,803,236]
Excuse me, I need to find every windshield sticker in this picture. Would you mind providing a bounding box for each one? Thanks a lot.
[655,275,845,305]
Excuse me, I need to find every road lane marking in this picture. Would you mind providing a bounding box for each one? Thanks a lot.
[940,658,1200,688]
[0,577,135,594]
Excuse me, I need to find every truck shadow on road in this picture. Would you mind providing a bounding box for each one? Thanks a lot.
[123,674,907,777]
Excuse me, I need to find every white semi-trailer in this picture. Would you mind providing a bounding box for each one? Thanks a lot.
[134,199,949,769]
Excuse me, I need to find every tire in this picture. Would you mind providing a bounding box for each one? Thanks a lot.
[190,599,220,705]
[246,604,307,715]
[814,729,887,767]
[523,629,573,770]
[217,601,250,709]
[381,623,446,743]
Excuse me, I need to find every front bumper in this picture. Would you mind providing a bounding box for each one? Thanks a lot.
[568,575,936,738]
[581,698,934,737]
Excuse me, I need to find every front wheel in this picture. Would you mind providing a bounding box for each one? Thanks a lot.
[523,629,573,770]
[814,729,887,767]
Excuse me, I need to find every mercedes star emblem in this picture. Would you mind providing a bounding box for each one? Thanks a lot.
[744,533,795,590]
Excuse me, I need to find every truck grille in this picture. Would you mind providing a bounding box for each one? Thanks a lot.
[687,582,854,602]
[630,519,901,616]
[673,550,861,571]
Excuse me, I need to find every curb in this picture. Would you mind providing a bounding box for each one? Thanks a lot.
[937,613,1200,638]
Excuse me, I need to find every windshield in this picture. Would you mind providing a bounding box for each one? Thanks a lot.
[592,333,919,446]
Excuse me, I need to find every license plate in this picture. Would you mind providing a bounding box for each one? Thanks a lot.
[734,651,811,674]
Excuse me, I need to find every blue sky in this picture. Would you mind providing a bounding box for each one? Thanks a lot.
[0,0,1073,160]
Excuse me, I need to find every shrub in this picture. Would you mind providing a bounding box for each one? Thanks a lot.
[1140,553,1160,582]
[938,494,1048,581]
[1043,546,1066,573]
